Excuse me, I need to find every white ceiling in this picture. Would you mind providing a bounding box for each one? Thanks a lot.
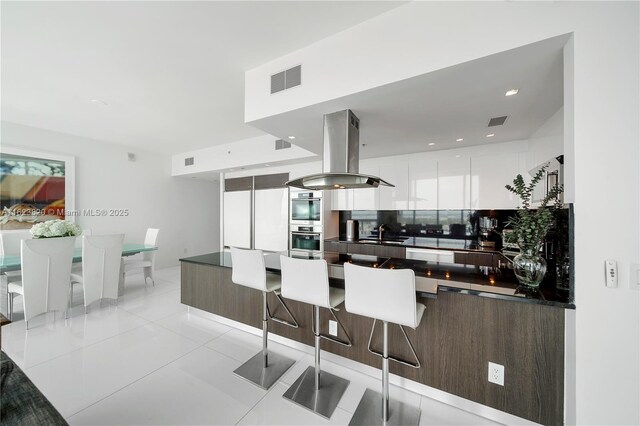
[249,34,567,159]
[0,1,403,154]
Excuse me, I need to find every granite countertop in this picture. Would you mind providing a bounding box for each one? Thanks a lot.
[325,236,502,254]
[180,251,574,309]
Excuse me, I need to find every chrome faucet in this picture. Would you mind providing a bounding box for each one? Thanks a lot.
[378,224,386,241]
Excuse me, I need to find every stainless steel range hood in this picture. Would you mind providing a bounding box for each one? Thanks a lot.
[286,110,394,190]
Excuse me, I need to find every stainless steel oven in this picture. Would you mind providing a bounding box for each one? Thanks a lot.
[290,225,323,254]
[290,191,322,226]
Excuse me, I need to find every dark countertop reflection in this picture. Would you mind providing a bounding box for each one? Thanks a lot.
[180,251,574,309]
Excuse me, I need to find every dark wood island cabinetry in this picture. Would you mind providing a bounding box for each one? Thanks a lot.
[181,253,567,425]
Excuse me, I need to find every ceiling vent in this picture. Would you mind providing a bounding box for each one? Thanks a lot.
[488,115,508,127]
[271,65,302,94]
[275,139,291,150]
[184,157,194,166]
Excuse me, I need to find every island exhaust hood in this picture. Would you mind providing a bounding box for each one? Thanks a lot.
[285,109,394,190]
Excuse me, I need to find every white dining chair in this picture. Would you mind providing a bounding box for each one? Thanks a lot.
[123,228,159,286]
[1,230,31,286]
[70,234,124,311]
[8,236,76,327]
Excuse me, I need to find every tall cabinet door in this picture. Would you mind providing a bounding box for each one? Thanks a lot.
[438,156,471,210]
[254,188,288,252]
[223,190,251,249]
[471,152,523,209]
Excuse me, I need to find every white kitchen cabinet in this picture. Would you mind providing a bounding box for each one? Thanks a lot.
[437,156,471,210]
[254,188,288,251]
[353,158,379,210]
[408,153,438,210]
[223,190,251,248]
[471,152,524,209]
[331,188,354,210]
[379,156,409,210]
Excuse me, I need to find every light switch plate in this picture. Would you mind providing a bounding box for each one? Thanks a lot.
[630,264,640,290]
[328,320,338,336]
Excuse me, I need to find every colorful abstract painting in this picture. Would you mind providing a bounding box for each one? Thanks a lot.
[0,153,68,230]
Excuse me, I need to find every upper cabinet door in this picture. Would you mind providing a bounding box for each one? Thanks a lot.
[353,158,380,210]
[378,156,409,210]
[331,188,354,210]
[437,156,471,210]
[471,152,523,209]
[408,153,438,210]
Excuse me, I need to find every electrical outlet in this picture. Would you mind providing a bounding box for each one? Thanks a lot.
[488,362,504,386]
[328,320,338,336]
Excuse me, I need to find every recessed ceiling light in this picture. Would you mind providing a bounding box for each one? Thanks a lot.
[455,155,461,158]
[265,164,270,167]
[288,136,296,140]
[456,138,464,142]
[90,99,107,106]
[428,142,435,146]
[486,133,495,138]
[229,168,234,171]
[505,89,519,96]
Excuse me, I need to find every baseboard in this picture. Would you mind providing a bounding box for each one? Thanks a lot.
[188,306,539,426]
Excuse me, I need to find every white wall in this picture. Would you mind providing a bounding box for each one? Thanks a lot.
[1,121,220,268]
[527,106,564,171]
[172,134,316,177]
[245,2,640,424]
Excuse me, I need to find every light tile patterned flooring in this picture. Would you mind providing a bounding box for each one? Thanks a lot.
[1,267,502,425]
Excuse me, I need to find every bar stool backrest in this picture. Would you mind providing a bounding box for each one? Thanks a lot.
[344,262,419,328]
[1,230,31,256]
[82,234,124,306]
[280,256,331,308]
[230,247,267,291]
[20,236,76,322]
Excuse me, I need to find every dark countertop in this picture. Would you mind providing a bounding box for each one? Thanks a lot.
[325,236,502,254]
[180,251,574,309]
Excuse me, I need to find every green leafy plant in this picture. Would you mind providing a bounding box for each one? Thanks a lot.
[503,163,564,254]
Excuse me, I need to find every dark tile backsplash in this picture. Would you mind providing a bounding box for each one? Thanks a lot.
[339,207,573,294]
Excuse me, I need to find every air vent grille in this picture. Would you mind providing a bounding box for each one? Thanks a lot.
[271,65,302,94]
[275,139,292,150]
[184,157,195,166]
[488,116,508,127]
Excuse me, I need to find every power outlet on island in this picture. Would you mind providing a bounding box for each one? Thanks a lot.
[328,320,338,337]
[488,362,505,386]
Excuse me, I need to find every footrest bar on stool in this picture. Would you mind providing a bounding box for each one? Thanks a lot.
[367,319,421,369]
[266,291,299,328]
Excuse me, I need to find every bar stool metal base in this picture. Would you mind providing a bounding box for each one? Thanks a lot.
[349,388,421,426]
[233,351,295,390]
[283,366,350,419]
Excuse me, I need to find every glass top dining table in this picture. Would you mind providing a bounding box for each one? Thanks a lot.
[0,243,158,273]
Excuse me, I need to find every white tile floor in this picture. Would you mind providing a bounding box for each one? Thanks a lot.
[1,267,503,426]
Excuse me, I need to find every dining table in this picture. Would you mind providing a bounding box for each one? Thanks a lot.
[0,243,158,316]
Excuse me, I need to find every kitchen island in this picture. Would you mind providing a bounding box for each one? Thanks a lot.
[180,251,568,425]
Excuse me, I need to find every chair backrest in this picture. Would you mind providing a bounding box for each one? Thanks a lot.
[280,256,331,308]
[230,247,266,291]
[75,228,92,248]
[82,234,124,307]
[1,231,31,256]
[344,263,419,328]
[20,237,76,322]
[143,228,159,262]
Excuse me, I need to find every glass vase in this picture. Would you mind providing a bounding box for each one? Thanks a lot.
[513,248,547,288]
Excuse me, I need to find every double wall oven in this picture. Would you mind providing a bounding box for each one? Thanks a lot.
[289,191,324,255]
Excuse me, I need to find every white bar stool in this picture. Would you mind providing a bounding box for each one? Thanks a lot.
[344,263,425,426]
[279,255,352,419]
[230,247,299,390]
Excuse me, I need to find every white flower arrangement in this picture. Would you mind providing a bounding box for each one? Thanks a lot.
[30,220,82,239]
